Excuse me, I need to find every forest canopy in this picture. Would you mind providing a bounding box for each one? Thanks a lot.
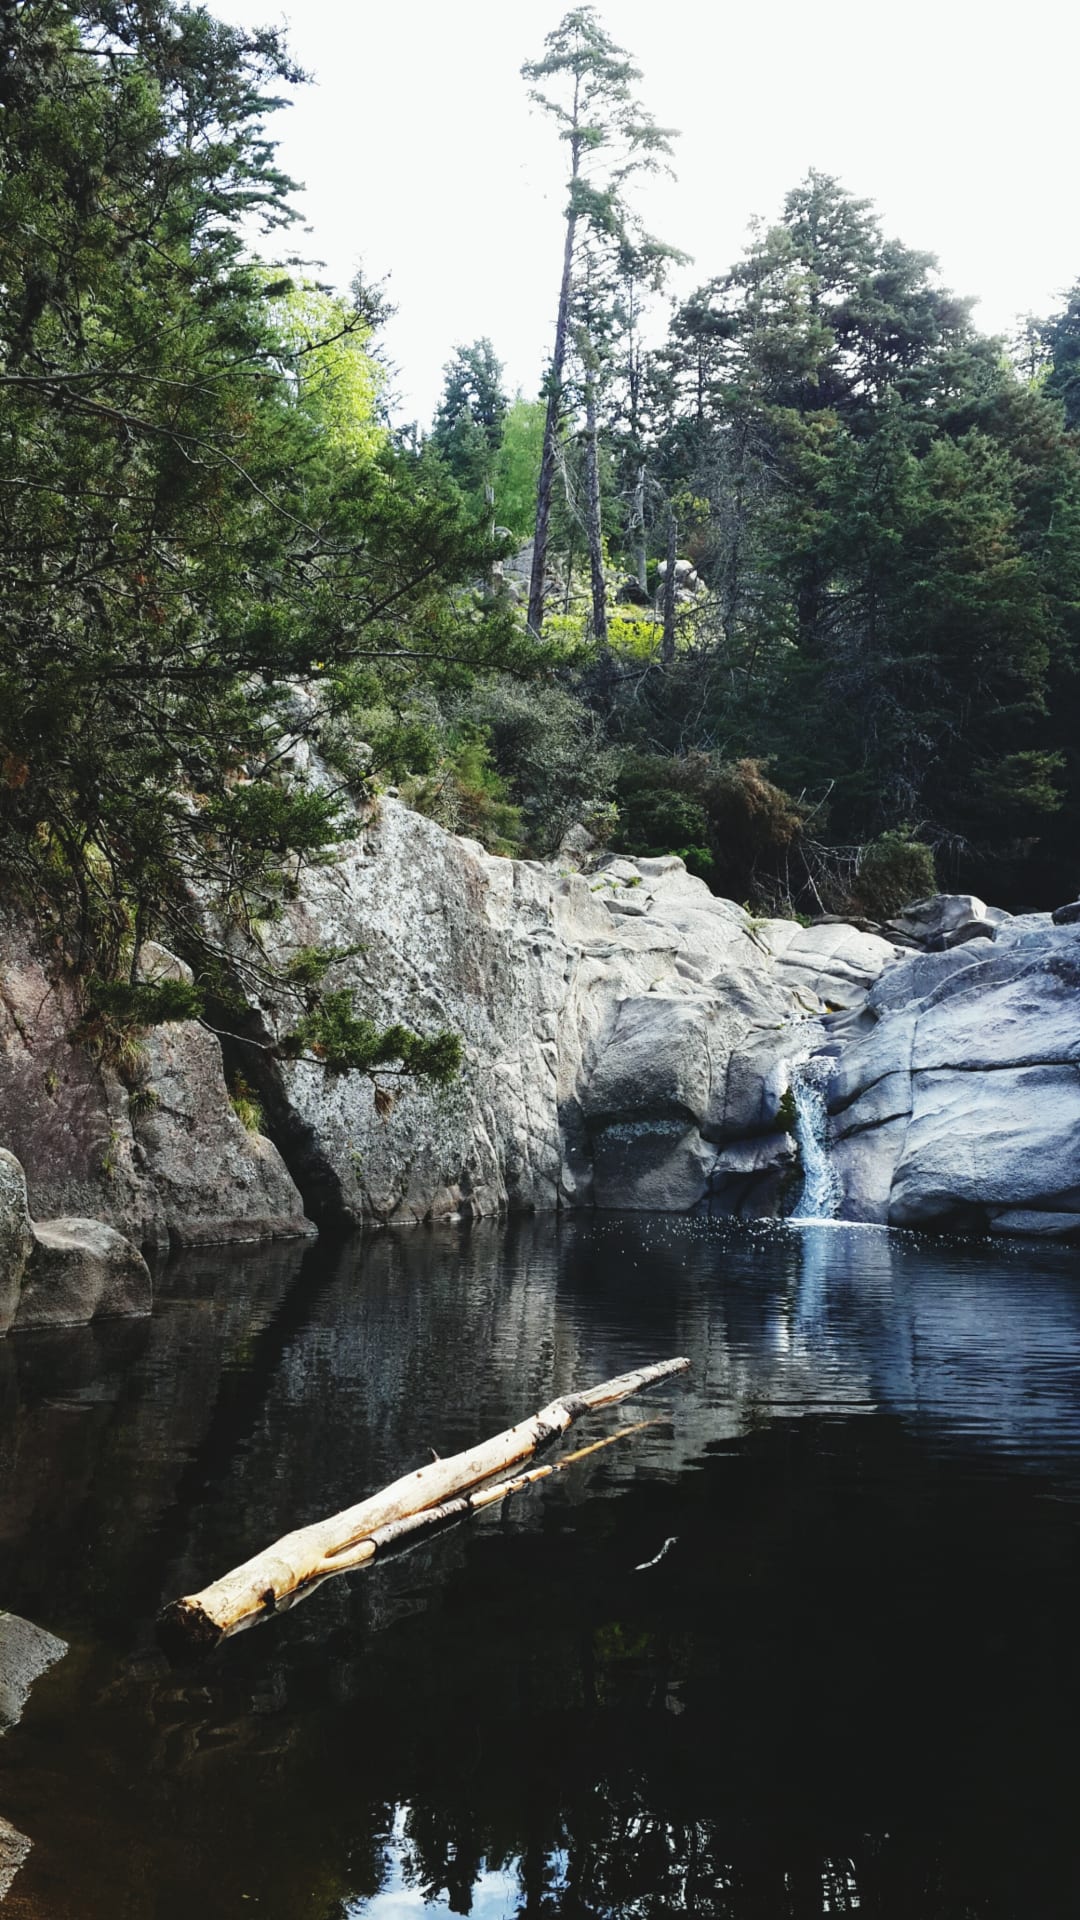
[2,0,1080,1022]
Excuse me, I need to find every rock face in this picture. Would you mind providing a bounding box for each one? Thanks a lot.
[238,803,897,1226]
[133,945,314,1247]
[0,1818,31,1902]
[1,794,1077,1256]
[827,916,1080,1236]
[0,915,312,1251]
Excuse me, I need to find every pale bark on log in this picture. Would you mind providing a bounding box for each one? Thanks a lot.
[208,1421,662,1644]
[159,1359,688,1652]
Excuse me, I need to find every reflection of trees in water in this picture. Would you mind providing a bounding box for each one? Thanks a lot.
[4,1216,1080,1918]
[372,1776,1049,1918]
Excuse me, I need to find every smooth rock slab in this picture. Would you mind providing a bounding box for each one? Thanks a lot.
[889,1064,1080,1227]
[15,1217,152,1330]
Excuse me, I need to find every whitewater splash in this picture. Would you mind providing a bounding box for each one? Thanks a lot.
[788,1054,842,1221]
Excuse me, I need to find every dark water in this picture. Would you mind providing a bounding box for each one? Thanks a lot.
[2,1215,1080,1920]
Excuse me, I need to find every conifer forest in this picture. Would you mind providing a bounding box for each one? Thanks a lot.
[4,0,1080,1017]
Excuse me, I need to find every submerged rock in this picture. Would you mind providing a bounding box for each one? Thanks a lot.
[0,1818,31,1901]
[0,1609,67,1733]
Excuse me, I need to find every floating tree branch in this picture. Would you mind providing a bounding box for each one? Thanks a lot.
[159,1357,689,1654]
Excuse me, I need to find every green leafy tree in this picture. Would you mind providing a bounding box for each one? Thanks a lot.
[492,396,546,540]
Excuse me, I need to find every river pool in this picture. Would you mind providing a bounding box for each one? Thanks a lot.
[1,1214,1079,1918]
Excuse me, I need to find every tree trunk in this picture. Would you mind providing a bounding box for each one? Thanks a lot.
[159,1357,689,1652]
[662,507,678,662]
[528,205,578,640]
[584,367,608,649]
[630,461,647,592]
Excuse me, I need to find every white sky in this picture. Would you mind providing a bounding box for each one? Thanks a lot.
[213,0,1080,423]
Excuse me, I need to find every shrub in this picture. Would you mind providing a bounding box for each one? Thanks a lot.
[850,832,937,919]
[612,753,804,902]
[405,729,523,857]
[229,1076,264,1134]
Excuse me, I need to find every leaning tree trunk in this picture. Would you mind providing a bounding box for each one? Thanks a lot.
[528,204,578,641]
[662,506,678,662]
[583,367,608,650]
[160,1358,689,1652]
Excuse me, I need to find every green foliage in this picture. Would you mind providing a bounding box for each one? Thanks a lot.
[458,676,618,854]
[284,992,462,1084]
[493,398,545,539]
[283,944,360,992]
[264,279,384,459]
[202,784,349,872]
[0,0,524,1082]
[431,340,508,506]
[228,1076,264,1134]
[613,775,711,857]
[642,170,1080,904]
[612,754,803,902]
[85,978,205,1028]
[850,834,937,920]
[72,973,202,1080]
[126,1085,160,1123]
[406,731,524,858]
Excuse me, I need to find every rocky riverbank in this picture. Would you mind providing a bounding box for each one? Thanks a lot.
[1,799,1078,1329]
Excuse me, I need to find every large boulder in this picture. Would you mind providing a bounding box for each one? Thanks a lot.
[883,893,1009,951]
[15,1216,151,1330]
[826,919,1080,1236]
[0,909,164,1244]
[133,945,314,1246]
[0,1607,66,1901]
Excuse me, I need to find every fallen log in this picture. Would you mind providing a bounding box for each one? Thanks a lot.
[215,1418,665,1643]
[159,1356,689,1653]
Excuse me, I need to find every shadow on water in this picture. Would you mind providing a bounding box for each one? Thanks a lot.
[1,1215,1079,1918]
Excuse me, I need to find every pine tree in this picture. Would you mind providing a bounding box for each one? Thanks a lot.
[521,7,677,640]
[431,339,508,507]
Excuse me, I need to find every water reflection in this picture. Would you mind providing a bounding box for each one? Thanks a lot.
[1,1216,1079,1918]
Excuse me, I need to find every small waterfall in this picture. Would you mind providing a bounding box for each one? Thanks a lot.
[788,1054,841,1222]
